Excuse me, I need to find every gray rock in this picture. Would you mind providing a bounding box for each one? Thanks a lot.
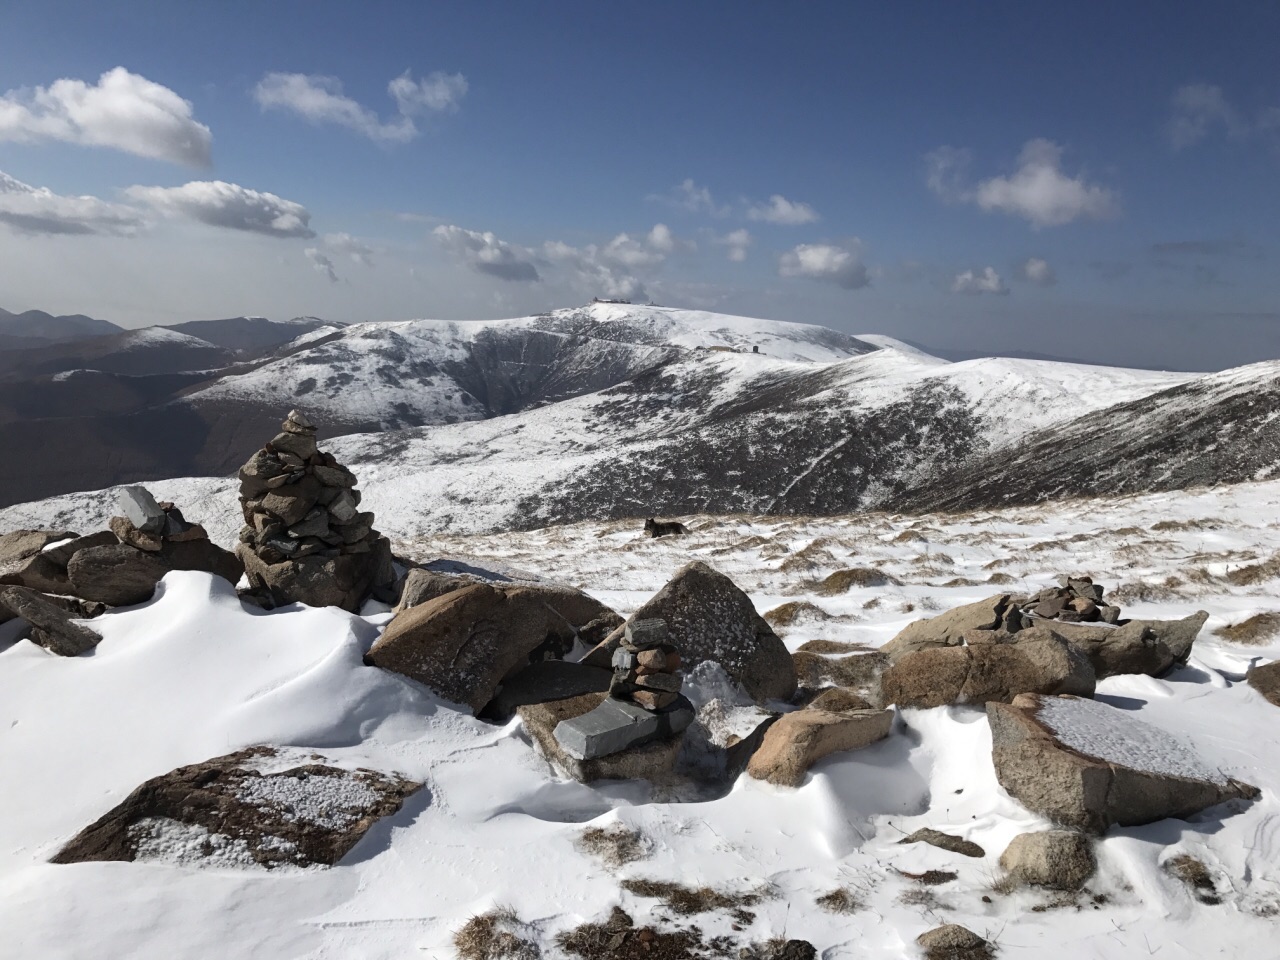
[746,707,894,787]
[881,633,1095,709]
[0,586,102,656]
[109,515,162,552]
[69,539,244,607]
[1040,611,1208,678]
[554,694,694,760]
[916,924,992,960]
[328,490,358,523]
[313,464,356,487]
[999,830,1096,890]
[238,536,392,613]
[270,430,318,461]
[289,507,331,539]
[117,486,166,534]
[881,595,1010,659]
[0,529,109,597]
[583,561,796,703]
[625,618,668,648]
[988,693,1260,834]
[52,745,420,868]
[282,408,315,433]
[519,692,689,783]
[899,828,985,858]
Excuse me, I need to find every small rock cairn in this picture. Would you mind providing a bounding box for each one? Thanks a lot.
[610,618,684,710]
[235,409,395,611]
[1006,575,1121,627]
[111,485,209,551]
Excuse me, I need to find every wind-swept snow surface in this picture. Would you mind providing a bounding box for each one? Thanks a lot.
[3,480,1280,958]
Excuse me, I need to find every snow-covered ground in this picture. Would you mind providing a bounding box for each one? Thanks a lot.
[2,480,1279,958]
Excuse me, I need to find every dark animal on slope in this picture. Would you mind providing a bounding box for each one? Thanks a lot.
[644,518,688,538]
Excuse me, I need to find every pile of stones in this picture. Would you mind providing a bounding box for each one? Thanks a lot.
[553,618,694,762]
[236,409,395,611]
[1005,575,1121,626]
[608,617,684,710]
[111,485,209,551]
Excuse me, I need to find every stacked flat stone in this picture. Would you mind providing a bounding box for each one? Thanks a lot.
[610,618,684,710]
[235,410,395,611]
[1005,575,1122,627]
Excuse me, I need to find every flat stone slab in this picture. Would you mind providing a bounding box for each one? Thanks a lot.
[52,745,421,869]
[118,485,166,534]
[988,693,1259,834]
[554,694,694,761]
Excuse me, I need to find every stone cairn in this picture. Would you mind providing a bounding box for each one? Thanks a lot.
[236,409,395,612]
[554,617,694,761]
[609,618,684,710]
[111,485,209,551]
[1005,575,1122,628]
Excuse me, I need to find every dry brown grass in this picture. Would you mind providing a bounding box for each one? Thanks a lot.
[620,878,765,917]
[897,888,950,911]
[1164,854,1221,904]
[763,601,832,629]
[576,824,648,868]
[986,573,1017,585]
[791,650,888,694]
[814,567,901,595]
[815,887,863,914]
[454,907,540,960]
[555,906,729,960]
[1108,577,1185,604]
[1151,517,1222,532]
[1226,553,1280,586]
[1215,613,1280,646]
[897,868,959,886]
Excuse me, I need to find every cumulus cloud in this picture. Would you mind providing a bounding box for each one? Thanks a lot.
[322,231,374,266]
[714,228,752,262]
[927,139,1117,228]
[1168,84,1247,148]
[0,67,211,166]
[952,266,1009,295]
[305,247,339,283]
[0,169,144,236]
[253,70,466,143]
[126,180,314,237]
[433,224,540,281]
[747,194,819,225]
[778,242,869,290]
[543,240,647,301]
[1018,257,1056,286]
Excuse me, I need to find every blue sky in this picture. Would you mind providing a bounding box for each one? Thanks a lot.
[1,1,1277,368]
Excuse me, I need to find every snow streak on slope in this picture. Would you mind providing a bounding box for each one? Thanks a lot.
[3,482,1280,959]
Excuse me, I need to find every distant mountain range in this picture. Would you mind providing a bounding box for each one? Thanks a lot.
[2,300,1272,538]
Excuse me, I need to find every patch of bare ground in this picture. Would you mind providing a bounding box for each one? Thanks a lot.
[982,557,1013,569]
[556,906,736,960]
[792,650,888,693]
[1151,517,1224,532]
[779,543,839,573]
[455,907,540,960]
[986,572,1016,585]
[1108,577,1186,604]
[795,638,873,654]
[814,567,901,595]
[939,577,985,588]
[577,824,648,868]
[763,601,832,629]
[620,879,767,920]
[1163,854,1222,904]
[1215,613,1280,645]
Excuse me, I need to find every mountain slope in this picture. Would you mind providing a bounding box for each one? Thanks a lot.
[0,307,122,347]
[164,316,342,357]
[890,359,1280,513]
[0,326,234,378]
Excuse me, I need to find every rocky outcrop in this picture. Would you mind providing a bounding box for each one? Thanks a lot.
[0,586,102,655]
[1248,660,1280,708]
[746,707,893,787]
[583,561,795,703]
[987,694,1259,834]
[999,830,1096,891]
[0,528,116,597]
[52,745,420,868]
[365,582,618,714]
[234,410,395,611]
[1045,612,1208,679]
[519,691,690,783]
[880,634,1095,709]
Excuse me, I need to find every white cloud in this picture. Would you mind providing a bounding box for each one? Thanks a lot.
[253,70,466,144]
[1168,83,1278,150]
[0,169,144,236]
[0,67,211,166]
[746,194,819,225]
[322,232,374,266]
[1019,257,1056,286]
[647,223,676,254]
[952,266,1009,295]
[126,180,314,237]
[927,139,1117,228]
[543,239,647,301]
[649,179,728,217]
[433,224,540,281]
[778,242,869,289]
[305,247,339,283]
[714,228,752,262]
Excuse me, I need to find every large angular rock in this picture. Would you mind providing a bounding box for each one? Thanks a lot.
[881,633,1094,709]
[69,539,243,607]
[999,830,1096,891]
[0,586,102,656]
[988,694,1259,834]
[746,707,894,787]
[52,745,420,868]
[518,691,687,783]
[0,529,82,599]
[881,595,1010,659]
[553,694,694,760]
[117,485,167,534]
[583,561,795,703]
[365,582,614,713]
[1248,660,1280,708]
[1042,612,1209,678]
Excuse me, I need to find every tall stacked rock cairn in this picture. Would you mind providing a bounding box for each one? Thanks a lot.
[236,409,395,612]
[553,618,694,761]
